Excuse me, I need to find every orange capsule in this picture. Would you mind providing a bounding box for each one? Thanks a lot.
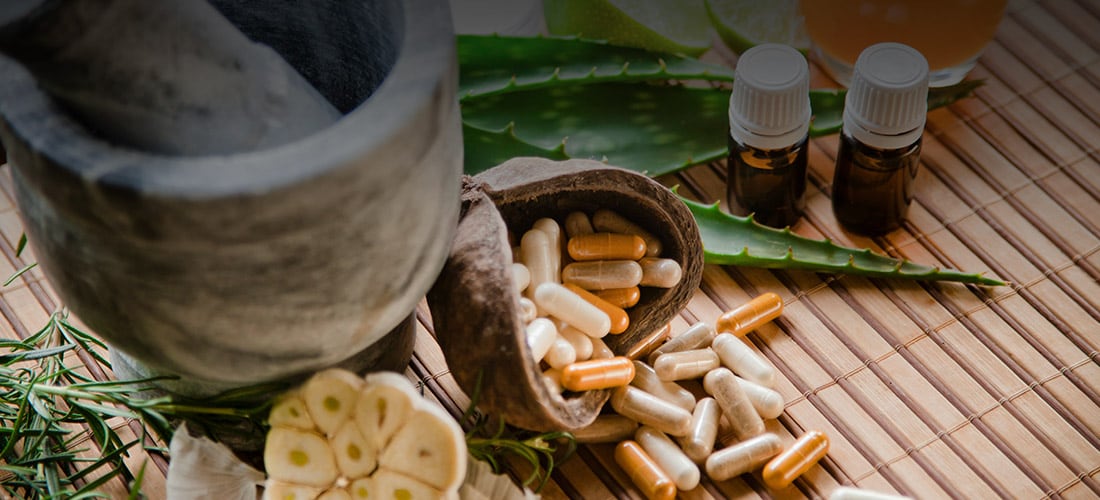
[563,283,630,334]
[568,233,647,261]
[560,356,635,391]
[716,292,783,336]
[595,286,642,309]
[615,440,676,500]
[761,430,830,490]
[625,323,671,361]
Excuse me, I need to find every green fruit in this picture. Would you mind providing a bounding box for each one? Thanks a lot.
[544,0,714,57]
[705,0,809,54]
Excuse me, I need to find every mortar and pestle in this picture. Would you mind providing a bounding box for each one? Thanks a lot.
[0,0,462,416]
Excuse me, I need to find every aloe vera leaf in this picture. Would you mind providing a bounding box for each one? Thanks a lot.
[682,197,1005,286]
[457,35,734,100]
[463,123,569,175]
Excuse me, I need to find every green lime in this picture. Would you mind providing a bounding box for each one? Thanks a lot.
[704,0,809,54]
[543,0,715,57]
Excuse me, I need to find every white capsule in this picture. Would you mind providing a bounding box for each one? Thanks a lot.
[512,263,531,294]
[520,229,554,300]
[648,321,716,364]
[559,324,594,361]
[532,218,563,285]
[525,318,557,362]
[545,335,578,369]
[712,333,777,388]
[737,375,784,419]
[518,297,538,324]
[533,283,611,338]
[630,360,696,412]
[829,486,913,500]
[678,397,719,464]
[635,426,700,491]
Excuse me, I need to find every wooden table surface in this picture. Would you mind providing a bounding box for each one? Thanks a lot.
[1,0,1098,498]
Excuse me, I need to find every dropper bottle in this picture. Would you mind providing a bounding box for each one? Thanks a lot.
[832,42,930,235]
[726,43,811,228]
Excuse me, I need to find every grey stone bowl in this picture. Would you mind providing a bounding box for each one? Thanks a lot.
[0,0,461,395]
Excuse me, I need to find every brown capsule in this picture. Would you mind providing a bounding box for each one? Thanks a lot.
[625,323,671,361]
[716,292,783,336]
[560,356,635,391]
[615,440,677,500]
[762,430,830,490]
[568,233,647,261]
[594,286,642,309]
[563,283,630,334]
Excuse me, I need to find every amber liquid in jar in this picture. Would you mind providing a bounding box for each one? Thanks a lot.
[727,134,808,229]
[831,131,920,235]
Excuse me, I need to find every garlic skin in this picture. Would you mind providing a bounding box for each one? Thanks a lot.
[166,423,265,500]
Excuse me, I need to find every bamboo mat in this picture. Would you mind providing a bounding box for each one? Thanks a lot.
[1,0,1098,498]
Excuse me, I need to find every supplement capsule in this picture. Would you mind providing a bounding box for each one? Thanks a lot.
[712,333,777,388]
[512,263,531,294]
[520,229,555,299]
[591,337,615,359]
[593,209,663,257]
[568,233,647,261]
[558,324,594,360]
[570,414,638,443]
[525,318,557,362]
[595,286,641,309]
[534,283,611,338]
[678,397,720,463]
[542,368,563,394]
[564,211,595,238]
[703,368,765,440]
[648,322,717,365]
[829,486,913,500]
[737,375,784,419]
[635,426,700,491]
[638,258,683,288]
[630,361,696,412]
[615,440,676,500]
[625,323,672,361]
[562,260,644,291]
[518,297,538,324]
[611,385,693,437]
[545,335,577,369]
[532,218,563,283]
[562,283,630,334]
[653,348,720,381]
[560,356,635,392]
[762,430,830,490]
[716,292,783,336]
[705,433,783,481]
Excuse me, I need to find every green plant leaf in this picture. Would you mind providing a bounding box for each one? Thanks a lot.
[464,123,569,176]
[682,197,1004,285]
[457,35,733,100]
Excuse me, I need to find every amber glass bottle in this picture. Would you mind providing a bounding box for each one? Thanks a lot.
[832,42,930,236]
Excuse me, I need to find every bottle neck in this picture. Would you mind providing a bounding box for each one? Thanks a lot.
[842,107,924,150]
[728,117,810,151]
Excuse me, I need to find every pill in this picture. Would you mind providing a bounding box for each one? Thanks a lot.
[647,321,717,364]
[558,324,594,360]
[564,211,595,238]
[533,218,563,280]
[534,283,611,338]
[828,486,913,500]
[568,233,647,261]
[635,426,700,491]
[615,441,676,500]
[630,361,696,412]
[525,318,557,362]
[638,258,682,288]
[678,397,720,463]
[542,368,563,394]
[716,292,783,337]
[518,297,538,324]
[595,286,641,309]
[593,209,662,257]
[611,385,692,437]
[562,283,630,334]
[511,262,531,294]
[762,430,830,490]
[705,433,783,481]
[562,260,644,291]
[520,229,555,299]
[545,335,577,369]
[712,333,777,388]
[737,375,784,419]
[653,348,720,381]
[570,414,638,443]
[591,337,615,359]
[625,323,671,361]
[703,368,765,440]
[560,356,635,391]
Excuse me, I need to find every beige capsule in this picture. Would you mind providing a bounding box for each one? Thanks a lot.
[591,337,615,359]
[677,397,720,464]
[512,263,531,294]
[564,211,595,238]
[635,426,700,491]
[518,297,538,324]
[520,229,555,300]
[544,335,577,369]
[653,348,720,381]
[829,486,914,500]
[610,385,693,437]
[533,283,611,338]
[630,360,696,412]
[592,209,663,257]
[542,368,563,394]
[558,324,594,361]
[703,368,765,441]
[705,433,783,481]
[561,260,643,291]
[647,321,716,364]
[532,218,563,285]
[570,414,638,443]
[638,257,682,288]
[736,375,784,419]
[712,333,777,388]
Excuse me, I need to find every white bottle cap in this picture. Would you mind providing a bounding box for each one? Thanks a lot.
[843,42,930,149]
[728,43,811,150]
